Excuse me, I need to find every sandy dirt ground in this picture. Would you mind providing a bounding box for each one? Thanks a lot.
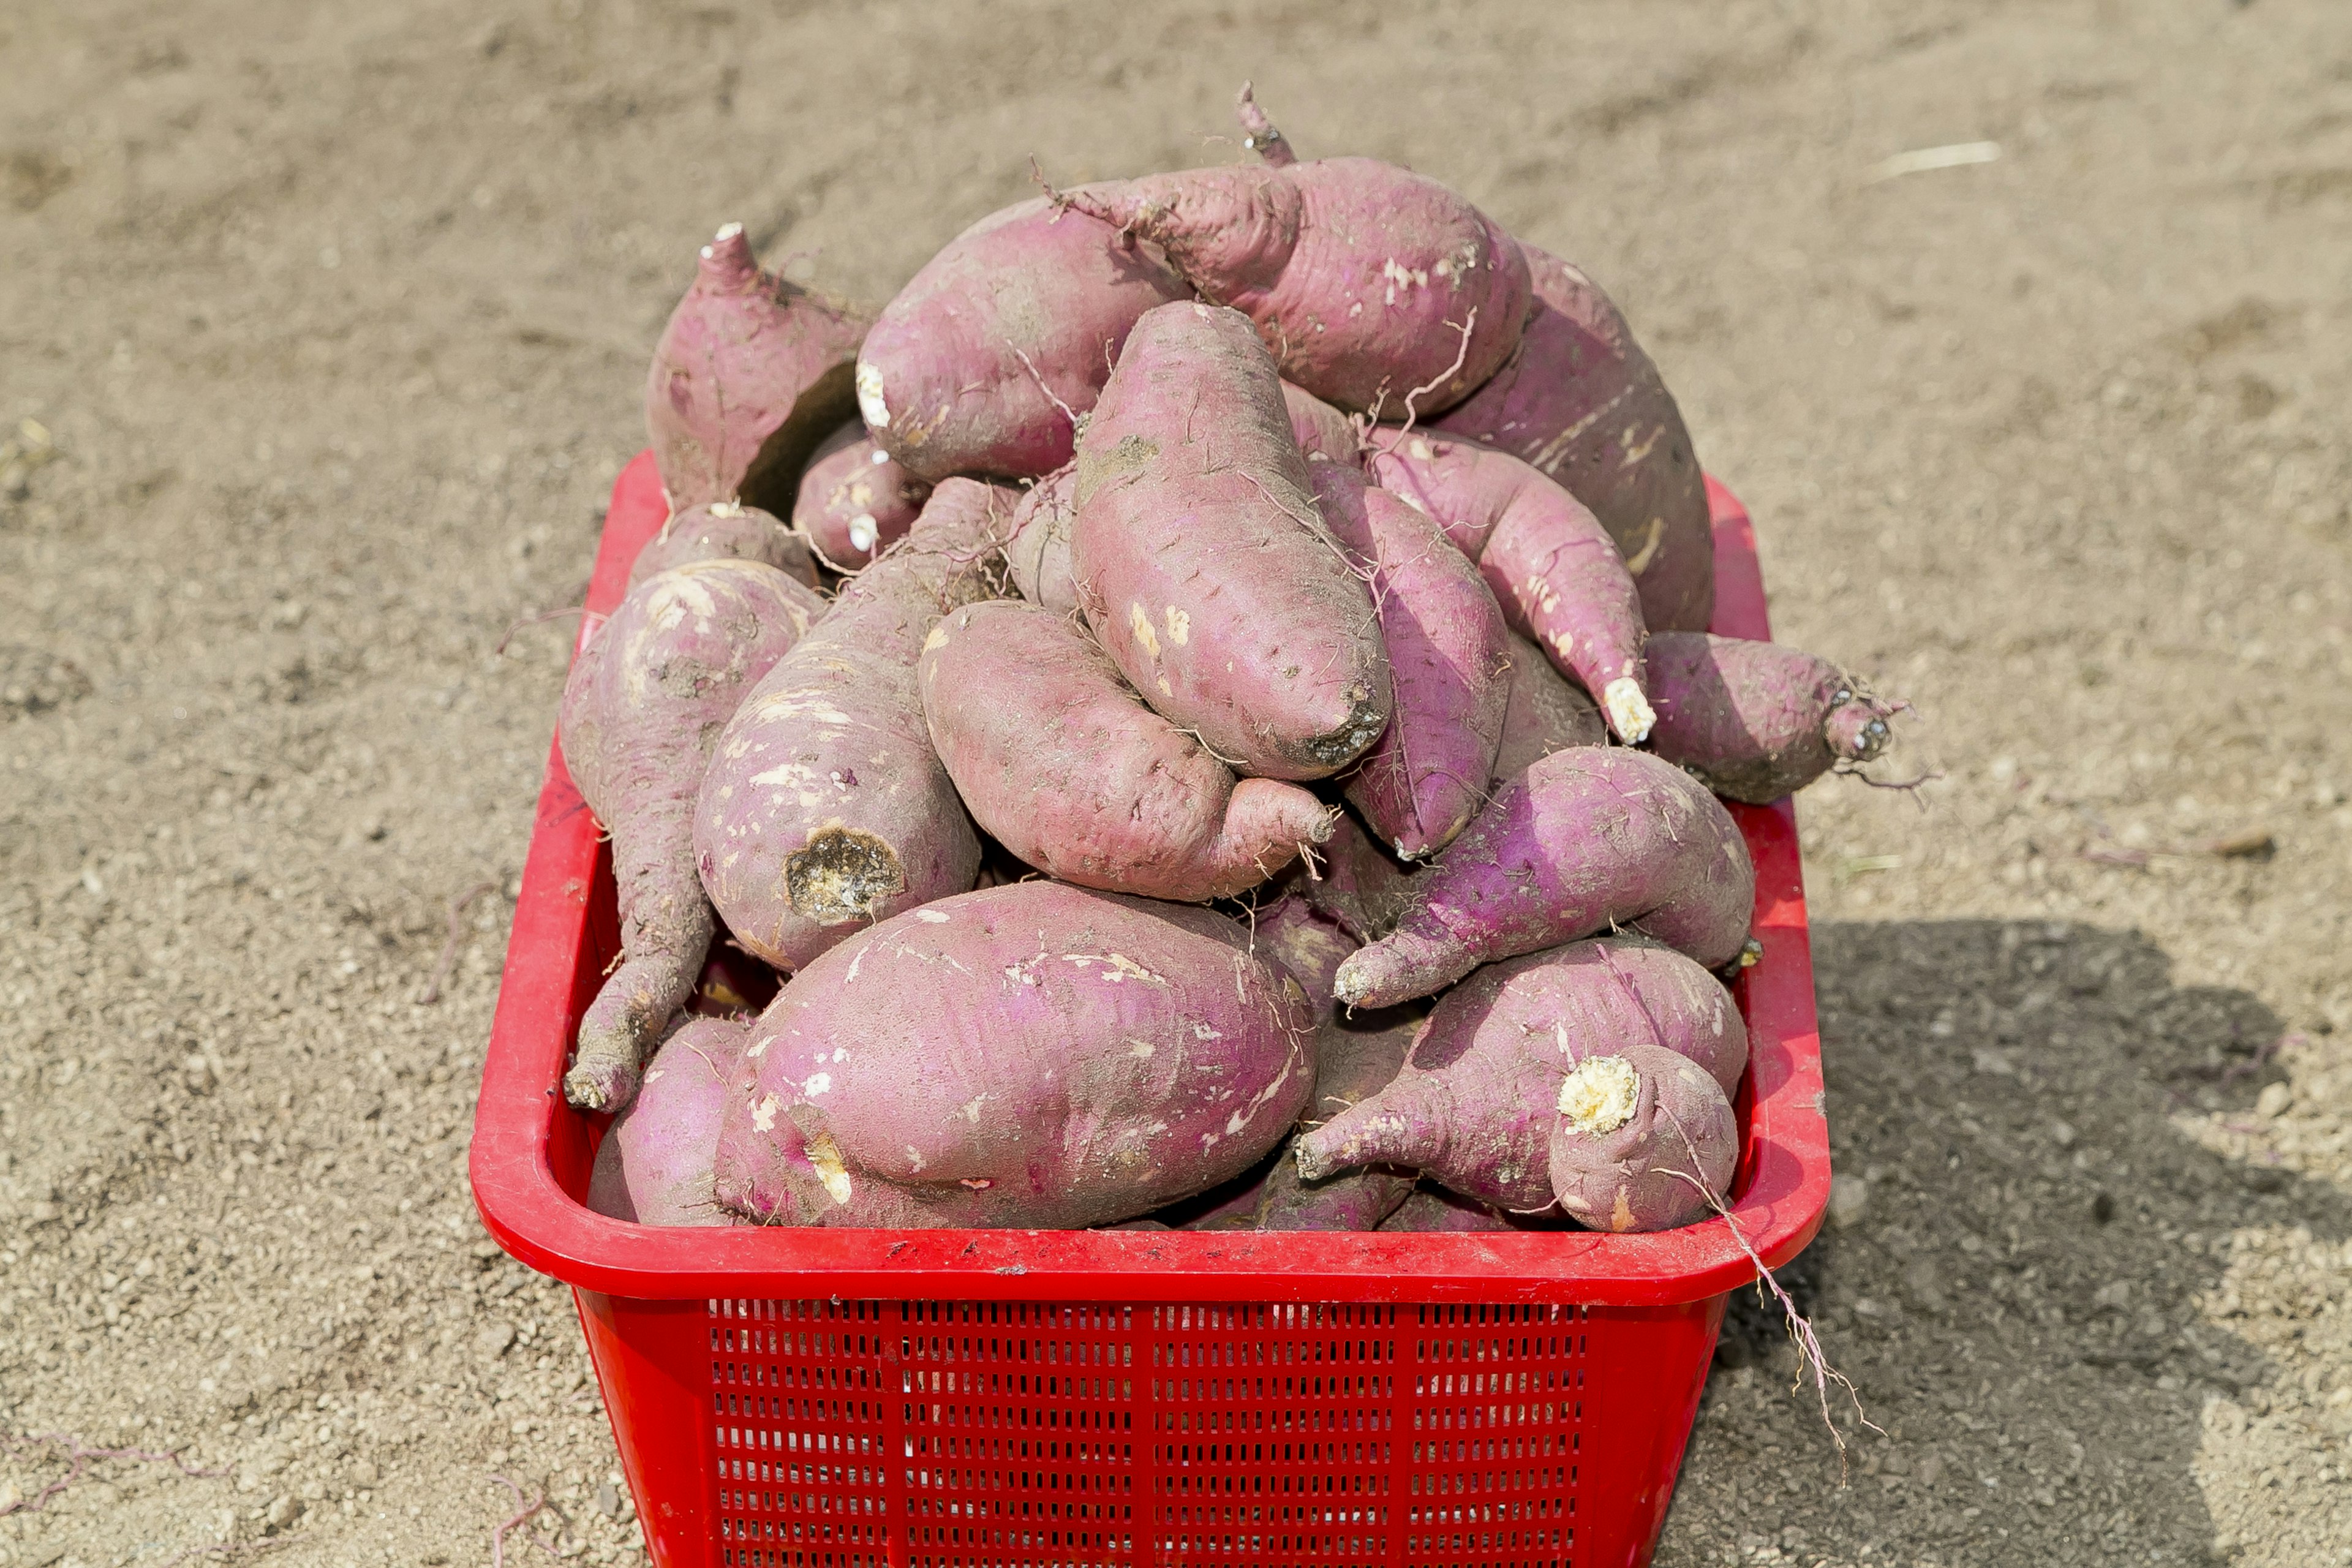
[3,0,2350,1563]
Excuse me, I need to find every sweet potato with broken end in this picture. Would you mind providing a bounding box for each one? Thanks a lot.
[790,421,931,571]
[646,223,869,513]
[1433,244,1712,631]
[586,1017,752,1227]
[1334,748,1754,1008]
[1493,632,1604,781]
[1371,431,1653,742]
[854,198,1186,482]
[559,559,826,1109]
[1072,301,1390,780]
[1308,460,1508,858]
[1645,632,1898,802]
[628,501,820,590]
[1298,938,1744,1209]
[920,600,1333,901]
[1548,1044,1737,1233]
[1005,466,1078,613]
[712,883,1316,1229]
[694,478,1010,971]
[1054,156,1529,418]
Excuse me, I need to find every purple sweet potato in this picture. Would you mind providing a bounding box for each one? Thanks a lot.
[1286,810,1419,944]
[1548,1043,1737,1233]
[790,421,931,571]
[1644,631,1898,802]
[1371,432,1653,742]
[1283,379,1362,462]
[1493,632,1604,781]
[1004,465,1078,613]
[628,501,820,590]
[1298,937,1746,1210]
[1054,157,1529,419]
[1306,460,1509,858]
[920,600,1333,901]
[712,883,1316,1228]
[694,479,1011,971]
[558,560,826,1109]
[1433,244,1711,631]
[586,1016,752,1227]
[645,223,869,513]
[854,198,1186,482]
[1379,1185,1521,1232]
[1333,748,1754,1008]
[1071,301,1390,780]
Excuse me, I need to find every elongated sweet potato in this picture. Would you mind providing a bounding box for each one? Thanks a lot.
[921,600,1333,900]
[559,560,826,1109]
[1371,432,1653,742]
[586,1016,752,1227]
[1548,1044,1737,1232]
[1307,460,1508,857]
[1433,244,1711,630]
[1284,810,1418,944]
[855,198,1186,482]
[628,501,820,590]
[1493,632,1604,780]
[646,224,869,513]
[1298,937,1746,1210]
[1054,157,1529,419]
[713,883,1316,1228]
[1005,466,1078,612]
[1283,379,1361,461]
[790,421,931,571]
[1072,301,1390,780]
[1645,631,1898,802]
[1379,1185,1521,1231]
[1334,748,1754,1008]
[694,479,1010,971]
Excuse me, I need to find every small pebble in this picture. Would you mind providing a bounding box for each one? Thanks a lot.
[2255,1082,2293,1119]
[1827,1172,1871,1230]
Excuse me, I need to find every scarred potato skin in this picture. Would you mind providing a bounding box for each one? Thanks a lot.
[586,1016,753,1227]
[1057,159,1531,419]
[693,479,1011,972]
[1433,244,1712,631]
[1644,632,1898,802]
[790,421,932,573]
[1547,1042,1737,1234]
[645,224,869,513]
[1005,466,1079,613]
[628,501,820,591]
[1493,631,1604,782]
[557,559,826,1110]
[1071,302,1390,781]
[854,198,1187,483]
[1307,461,1509,858]
[1298,938,1747,1211]
[919,601,1333,902]
[711,883,1317,1229]
[1334,747,1755,1008]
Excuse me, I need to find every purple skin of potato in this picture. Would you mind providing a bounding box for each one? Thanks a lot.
[1334,747,1755,1008]
[1370,431,1654,743]
[1005,466,1078,613]
[557,560,827,1111]
[646,223,869,514]
[693,478,1011,972]
[1055,159,1530,420]
[628,502,820,591]
[1283,379,1362,462]
[919,601,1335,901]
[1548,1042,1738,1233]
[1380,1185,1518,1232]
[854,198,1186,483]
[1298,937,1746,1210]
[712,883,1316,1229]
[1306,460,1509,858]
[1433,244,1712,632]
[586,1016,753,1227]
[1282,810,1419,944]
[1493,632,1604,782]
[1645,631,1898,803]
[790,421,932,573]
[1071,301,1392,781]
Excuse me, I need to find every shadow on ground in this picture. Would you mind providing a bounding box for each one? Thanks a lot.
[1660,919,2349,1568]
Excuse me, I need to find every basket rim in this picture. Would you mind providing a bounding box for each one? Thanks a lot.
[469,457,1830,1305]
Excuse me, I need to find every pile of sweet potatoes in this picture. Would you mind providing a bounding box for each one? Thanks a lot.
[560,88,1904,1237]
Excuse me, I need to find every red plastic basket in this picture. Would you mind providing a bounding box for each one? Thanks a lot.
[472,455,1828,1568]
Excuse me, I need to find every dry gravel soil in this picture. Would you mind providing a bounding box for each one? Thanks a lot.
[4,1,2351,1564]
